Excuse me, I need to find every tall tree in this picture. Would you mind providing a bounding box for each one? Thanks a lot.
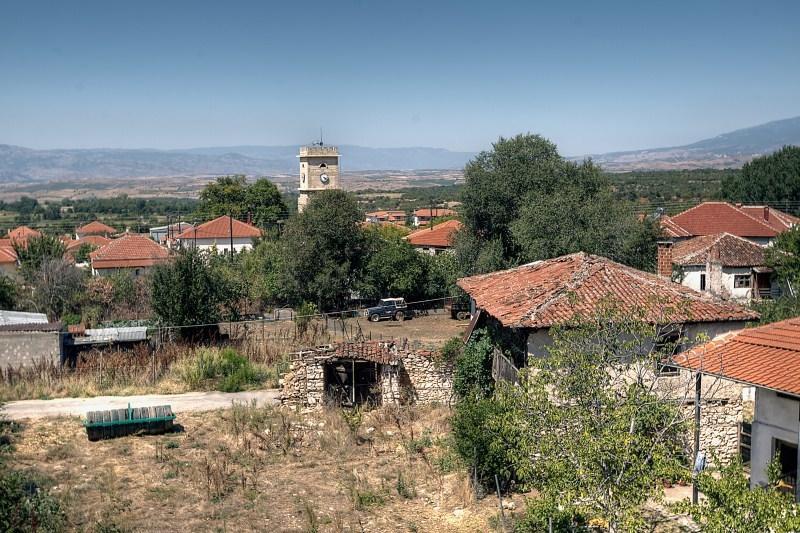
[457,134,657,274]
[0,274,17,310]
[14,235,66,283]
[198,175,287,230]
[359,228,429,301]
[30,258,85,320]
[722,145,800,204]
[279,190,367,310]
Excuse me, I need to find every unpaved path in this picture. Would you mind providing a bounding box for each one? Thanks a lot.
[1,389,280,420]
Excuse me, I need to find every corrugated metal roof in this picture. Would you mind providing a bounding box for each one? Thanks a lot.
[0,310,49,326]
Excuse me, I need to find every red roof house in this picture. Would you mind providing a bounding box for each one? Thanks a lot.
[0,241,17,274]
[76,221,117,238]
[412,208,457,227]
[175,215,261,253]
[675,317,800,488]
[661,202,797,243]
[405,219,462,254]
[7,226,42,246]
[89,234,170,276]
[365,210,407,226]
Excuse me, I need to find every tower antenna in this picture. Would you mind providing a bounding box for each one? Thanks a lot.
[319,127,323,146]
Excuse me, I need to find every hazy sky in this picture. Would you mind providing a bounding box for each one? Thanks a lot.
[1,0,798,154]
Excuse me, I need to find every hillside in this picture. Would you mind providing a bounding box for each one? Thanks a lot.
[585,116,800,171]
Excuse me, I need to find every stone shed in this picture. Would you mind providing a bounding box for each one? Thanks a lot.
[281,341,454,408]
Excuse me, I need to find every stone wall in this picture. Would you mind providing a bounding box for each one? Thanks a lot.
[281,349,455,408]
[682,397,744,466]
[0,331,62,368]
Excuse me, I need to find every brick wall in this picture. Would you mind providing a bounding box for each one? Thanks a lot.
[657,241,674,278]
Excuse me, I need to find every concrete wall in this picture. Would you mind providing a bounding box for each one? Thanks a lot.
[751,387,800,487]
[0,331,62,367]
[179,237,254,253]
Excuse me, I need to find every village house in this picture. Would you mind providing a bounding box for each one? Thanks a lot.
[657,232,779,301]
[458,252,760,463]
[676,317,800,493]
[661,202,798,245]
[76,220,117,239]
[281,340,454,408]
[365,210,407,226]
[0,241,17,275]
[89,234,170,277]
[175,215,261,253]
[64,235,111,263]
[149,222,194,246]
[405,219,462,255]
[7,225,42,246]
[412,207,457,227]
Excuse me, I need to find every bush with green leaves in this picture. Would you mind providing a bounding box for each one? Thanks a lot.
[179,348,263,392]
[675,457,800,533]
[452,328,495,399]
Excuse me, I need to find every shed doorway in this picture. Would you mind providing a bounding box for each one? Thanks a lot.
[324,359,380,407]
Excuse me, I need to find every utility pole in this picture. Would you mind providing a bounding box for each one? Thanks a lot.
[229,212,234,259]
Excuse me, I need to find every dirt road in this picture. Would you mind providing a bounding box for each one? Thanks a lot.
[1,389,280,420]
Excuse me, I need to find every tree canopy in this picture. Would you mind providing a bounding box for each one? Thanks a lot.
[198,175,287,230]
[457,134,658,274]
[722,145,800,204]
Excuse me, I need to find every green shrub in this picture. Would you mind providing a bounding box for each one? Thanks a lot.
[515,496,588,533]
[0,469,66,532]
[436,335,463,364]
[453,328,495,399]
[179,348,263,392]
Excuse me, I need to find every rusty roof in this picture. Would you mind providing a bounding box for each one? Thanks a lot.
[90,234,170,269]
[175,215,261,240]
[405,219,462,248]
[672,232,767,267]
[457,252,758,329]
[663,202,795,238]
[675,317,800,396]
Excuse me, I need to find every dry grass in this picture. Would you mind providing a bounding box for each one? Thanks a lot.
[9,404,503,532]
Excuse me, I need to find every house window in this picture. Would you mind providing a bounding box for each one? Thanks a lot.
[773,438,798,488]
[655,331,681,376]
[734,274,751,289]
[700,274,706,291]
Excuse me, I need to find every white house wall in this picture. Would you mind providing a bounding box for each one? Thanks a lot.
[751,387,800,487]
[180,237,254,253]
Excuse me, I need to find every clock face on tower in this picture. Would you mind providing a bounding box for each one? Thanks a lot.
[320,173,329,185]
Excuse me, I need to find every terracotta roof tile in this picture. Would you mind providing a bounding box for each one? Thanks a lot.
[405,220,462,248]
[663,202,794,238]
[175,215,261,240]
[66,235,111,252]
[671,232,766,267]
[739,206,799,233]
[676,317,800,396]
[7,226,42,245]
[457,252,758,329]
[76,221,117,236]
[0,245,16,265]
[90,234,170,269]
[413,208,456,218]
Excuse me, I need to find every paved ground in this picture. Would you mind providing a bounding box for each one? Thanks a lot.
[1,389,281,420]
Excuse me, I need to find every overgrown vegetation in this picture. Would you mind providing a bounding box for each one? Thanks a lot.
[177,348,265,392]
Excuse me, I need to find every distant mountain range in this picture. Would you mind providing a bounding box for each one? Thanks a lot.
[0,144,475,183]
[581,115,800,171]
[1,116,799,182]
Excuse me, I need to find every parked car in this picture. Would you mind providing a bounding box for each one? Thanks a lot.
[365,298,408,322]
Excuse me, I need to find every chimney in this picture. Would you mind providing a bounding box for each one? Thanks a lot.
[657,241,674,279]
[764,206,770,221]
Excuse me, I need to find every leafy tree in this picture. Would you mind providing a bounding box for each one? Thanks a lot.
[767,225,800,284]
[241,239,285,308]
[73,242,97,264]
[279,190,368,310]
[150,248,229,329]
[198,175,287,230]
[0,275,16,310]
[458,134,658,274]
[29,259,85,320]
[360,228,429,300]
[14,235,66,283]
[675,457,800,532]
[452,328,495,399]
[722,145,800,204]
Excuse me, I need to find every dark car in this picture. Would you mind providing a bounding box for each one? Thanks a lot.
[365,298,408,322]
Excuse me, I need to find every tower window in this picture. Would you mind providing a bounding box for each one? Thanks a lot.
[319,163,327,168]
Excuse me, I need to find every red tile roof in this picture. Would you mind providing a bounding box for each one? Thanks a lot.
[413,208,456,218]
[457,252,758,329]
[76,221,117,236]
[66,235,111,252]
[0,244,16,265]
[671,232,766,267]
[7,226,42,245]
[676,317,800,396]
[90,234,171,269]
[175,215,261,240]
[739,206,799,233]
[663,202,795,238]
[405,220,462,248]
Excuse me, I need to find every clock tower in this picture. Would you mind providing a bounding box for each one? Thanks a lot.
[297,142,340,212]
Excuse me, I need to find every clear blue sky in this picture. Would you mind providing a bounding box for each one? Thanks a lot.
[1,0,798,154]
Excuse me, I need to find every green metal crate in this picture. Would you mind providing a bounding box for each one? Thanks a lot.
[84,403,176,441]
